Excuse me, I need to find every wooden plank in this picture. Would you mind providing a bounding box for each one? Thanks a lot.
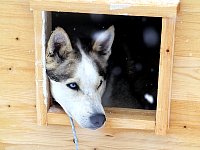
[105,108,155,130]
[2,117,200,150]
[170,100,200,129]
[179,0,200,13]
[155,17,176,135]
[1,103,200,150]
[0,1,35,106]
[33,10,48,125]
[173,56,200,68]
[0,105,36,127]
[172,67,200,102]
[30,0,180,17]
[0,143,68,150]
[0,3,34,68]
[0,83,36,107]
[171,56,200,102]
[48,107,156,130]
[0,63,35,84]
[174,12,200,57]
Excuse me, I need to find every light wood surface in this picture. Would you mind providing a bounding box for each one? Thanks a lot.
[33,10,52,125]
[1,0,200,149]
[155,18,176,135]
[48,107,156,130]
[30,0,180,17]
[33,10,48,125]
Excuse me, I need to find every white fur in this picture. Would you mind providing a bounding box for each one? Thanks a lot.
[50,50,106,129]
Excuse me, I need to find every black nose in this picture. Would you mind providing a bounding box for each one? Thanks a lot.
[90,114,106,128]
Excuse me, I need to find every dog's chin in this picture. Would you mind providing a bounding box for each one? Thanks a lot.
[79,124,105,130]
[85,126,103,130]
[88,126,103,130]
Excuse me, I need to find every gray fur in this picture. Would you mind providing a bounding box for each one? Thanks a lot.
[46,27,81,82]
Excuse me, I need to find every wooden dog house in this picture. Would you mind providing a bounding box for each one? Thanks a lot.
[1,0,200,149]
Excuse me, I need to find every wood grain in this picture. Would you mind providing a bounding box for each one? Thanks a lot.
[30,0,180,17]
[33,10,49,126]
[170,100,200,129]
[0,0,200,149]
[155,18,176,135]
[172,67,200,101]
[48,107,156,130]
[174,12,200,57]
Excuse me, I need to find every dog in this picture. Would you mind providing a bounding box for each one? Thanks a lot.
[46,26,115,130]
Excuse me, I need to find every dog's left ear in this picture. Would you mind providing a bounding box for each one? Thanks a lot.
[92,26,115,61]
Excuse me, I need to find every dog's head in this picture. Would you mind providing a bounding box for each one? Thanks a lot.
[46,26,114,129]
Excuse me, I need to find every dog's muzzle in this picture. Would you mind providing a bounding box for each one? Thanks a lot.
[89,113,106,129]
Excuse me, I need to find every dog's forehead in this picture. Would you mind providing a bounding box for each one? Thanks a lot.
[75,49,100,85]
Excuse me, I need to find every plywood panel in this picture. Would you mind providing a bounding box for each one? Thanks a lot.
[1,101,200,150]
[172,56,200,101]
[48,108,156,130]
[174,12,200,57]
[0,2,34,48]
[170,100,200,129]
[0,83,35,107]
[0,143,69,150]
[172,66,200,102]
[0,1,35,108]
[30,0,179,17]
[0,17,34,62]
[173,56,200,68]
[179,0,200,13]
[155,17,176,135]
[1,113,200,150]
[170,0,200,130]
[0,106,36,128]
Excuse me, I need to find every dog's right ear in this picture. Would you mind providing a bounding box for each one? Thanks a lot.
[46,27,73,70]
[92,26,115,62]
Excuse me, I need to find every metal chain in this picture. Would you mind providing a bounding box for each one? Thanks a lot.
[69,117,79,150]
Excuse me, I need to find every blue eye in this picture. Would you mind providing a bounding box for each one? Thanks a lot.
[66,82,79,90]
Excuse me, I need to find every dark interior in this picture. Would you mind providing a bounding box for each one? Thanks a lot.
[51,12,162,110]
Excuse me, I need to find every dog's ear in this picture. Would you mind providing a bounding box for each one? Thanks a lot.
[46,27,72,59]
[92,26,115,61]
[46,27,73,70]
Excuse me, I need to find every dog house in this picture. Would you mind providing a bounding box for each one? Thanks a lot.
[1,0,200,149]
[31,0,178,136]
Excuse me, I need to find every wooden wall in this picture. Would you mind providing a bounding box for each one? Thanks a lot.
[0,0,200,149]
[171,0,200,129]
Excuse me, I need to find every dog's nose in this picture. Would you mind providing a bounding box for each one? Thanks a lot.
[90,114,106,128]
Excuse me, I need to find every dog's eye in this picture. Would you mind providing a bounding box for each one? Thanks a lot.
[97,80,103,89]
[66,82,79,90]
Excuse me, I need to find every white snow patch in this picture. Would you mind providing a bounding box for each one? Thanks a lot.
[144,93,154,104]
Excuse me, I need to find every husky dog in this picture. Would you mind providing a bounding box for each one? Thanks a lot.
[46,26,114,129]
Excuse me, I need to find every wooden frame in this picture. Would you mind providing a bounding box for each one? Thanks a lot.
[31,0,179,135]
